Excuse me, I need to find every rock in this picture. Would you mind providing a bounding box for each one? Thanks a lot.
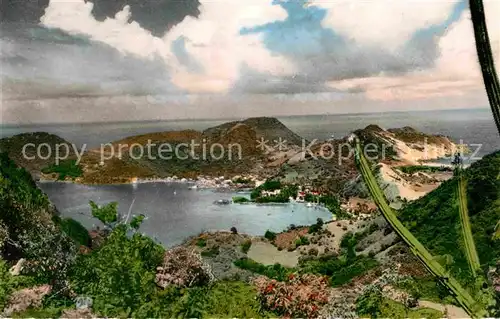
[9,258,25,276]
[3,285,51,316]
[61,308,94,318]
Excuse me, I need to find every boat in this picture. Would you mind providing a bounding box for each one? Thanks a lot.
[188,185,198,190]
[306,202,313,208]
[214,199,231,205]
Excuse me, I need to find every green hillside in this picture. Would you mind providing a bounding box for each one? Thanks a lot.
[399,151,500,284]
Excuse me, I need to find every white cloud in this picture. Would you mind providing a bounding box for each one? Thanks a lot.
[311,0,459,50]
[327,0,500,102]
[41,0,296,94]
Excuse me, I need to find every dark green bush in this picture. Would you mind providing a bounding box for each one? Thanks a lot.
[264,230,277,241]
[241,240,252,254]
[59,218,91,247]
[234,258,293,281]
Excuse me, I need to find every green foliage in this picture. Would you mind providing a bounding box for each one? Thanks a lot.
[264,230,277,241]
[234,258,293,281]
[308,218,324,233]
[319,195,342,215]
[357,288,443,318]
[232,196,250,203]
[41,159,83,180]
[295,236,309,247]
[399,151,500,284]
[241,240,252,254]
[379,298,443,318]
[0,153,77,286]
[59,218,91,247]
[69,224,164,317]
[130,214,145,230]
[0,259,13,310]
[89,201,118,224]
[133,281,267,318]
[201,246,219,258]
[356,288,382,318]
[301,254,379,287]
[196,238,207,247]
[396,276,452,303]
[250,180,297,203]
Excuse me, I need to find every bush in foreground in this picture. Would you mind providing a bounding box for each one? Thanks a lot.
[156,247,214,289]
[254,273,330,318]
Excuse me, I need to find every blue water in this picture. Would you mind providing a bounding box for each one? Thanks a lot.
[39,181,332,247]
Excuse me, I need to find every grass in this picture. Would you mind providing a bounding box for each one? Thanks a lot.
[379,298,443,318]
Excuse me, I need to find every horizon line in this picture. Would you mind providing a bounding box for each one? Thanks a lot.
[0,106,490,127]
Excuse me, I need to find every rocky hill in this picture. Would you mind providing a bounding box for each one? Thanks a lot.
[0,132,76,178]
[1,121,466,188]
[354,125,459,165]
[203,117,304,146]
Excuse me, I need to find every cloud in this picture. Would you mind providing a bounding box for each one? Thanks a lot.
[40,0,296,94]
[4,0,499,110]
[311,0,460,50]
[326,0,500,102]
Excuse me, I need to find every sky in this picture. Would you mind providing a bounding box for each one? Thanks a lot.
[1,0,499,124]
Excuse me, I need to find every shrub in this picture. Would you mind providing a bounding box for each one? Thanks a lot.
[201,246,220,258]
[196,238,207,247]
[230,227,238,234]
[264,230,277,241]
[254,274,330,318]
[309,218,324,233]
[0,259,13,310]
[299,254,379,287]
[234,258,293,281]
[356,287,383,317]
[130,214,145,230]
[59,218,91,247]
[241,240,252,254]
[156,247,214,289]
[70,224,164,317]
[308,248,319,256]
[89,201,118,225]
[295,236,309,247]
[133,281,267,318]
[232,196,250,203]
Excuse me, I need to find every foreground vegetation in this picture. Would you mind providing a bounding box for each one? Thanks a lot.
[356,141,499,316]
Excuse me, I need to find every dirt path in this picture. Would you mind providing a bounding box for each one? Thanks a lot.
[418,300,470,318]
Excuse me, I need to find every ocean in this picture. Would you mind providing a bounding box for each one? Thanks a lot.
[2,108,499,158]
[39,181,332,247]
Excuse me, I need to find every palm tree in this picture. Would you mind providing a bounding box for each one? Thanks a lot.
[469,0,500,137]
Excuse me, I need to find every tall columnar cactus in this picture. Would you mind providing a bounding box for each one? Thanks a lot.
[469,0,500,137]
